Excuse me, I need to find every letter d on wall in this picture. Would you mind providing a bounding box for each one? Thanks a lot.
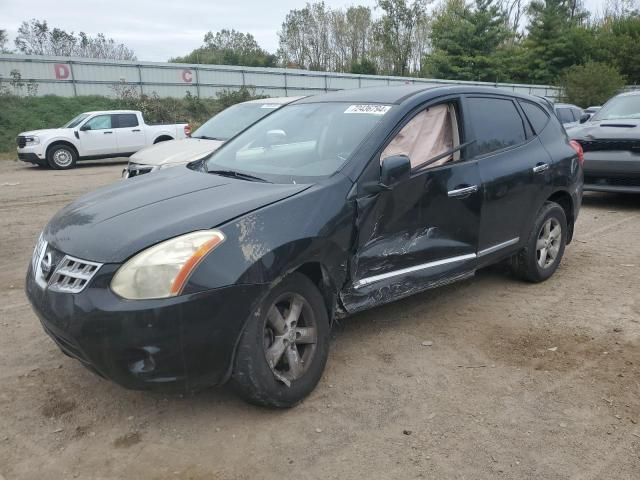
[54,64,70,80]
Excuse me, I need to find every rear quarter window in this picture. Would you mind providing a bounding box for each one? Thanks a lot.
[466,97,527,157]
[519,100,550,134]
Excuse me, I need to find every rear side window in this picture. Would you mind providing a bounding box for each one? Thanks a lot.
[116,114,139,128]
[466,97,526,156]
[519,100,550,134]
[556,108,574,124]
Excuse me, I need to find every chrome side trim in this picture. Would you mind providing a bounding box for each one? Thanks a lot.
[477,237,520,257]
[353,253,476,289]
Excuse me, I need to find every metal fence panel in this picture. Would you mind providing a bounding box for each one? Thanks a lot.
[0,53,563,100]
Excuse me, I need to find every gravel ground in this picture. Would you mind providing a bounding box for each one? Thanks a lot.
[0,159,639,480]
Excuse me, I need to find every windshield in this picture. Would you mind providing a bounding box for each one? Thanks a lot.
[205,102,390,183]
[193,102,283,141]
[63,113,90,128]
[592,95,640,121]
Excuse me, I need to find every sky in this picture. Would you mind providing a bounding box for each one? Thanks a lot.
[1,0,609,62]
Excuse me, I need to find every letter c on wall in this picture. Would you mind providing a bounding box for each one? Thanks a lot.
[54,64,70,80]
[182,69,193,83]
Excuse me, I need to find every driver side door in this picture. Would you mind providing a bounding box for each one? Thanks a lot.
[79,114,119,157]
[342,98,483,313]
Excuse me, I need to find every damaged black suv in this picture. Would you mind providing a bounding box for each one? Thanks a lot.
[26,86,583,407]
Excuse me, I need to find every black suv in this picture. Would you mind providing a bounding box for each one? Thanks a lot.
[26,86,583,407]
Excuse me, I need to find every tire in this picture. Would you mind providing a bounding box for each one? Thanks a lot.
[232,273,330,408]
[511,201,567,283]
[47,144,77,170]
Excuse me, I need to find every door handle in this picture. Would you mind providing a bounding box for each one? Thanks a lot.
[132,129,141,132]
[103,131,113,134]
[448,185,478,198]
[532,163,549,173]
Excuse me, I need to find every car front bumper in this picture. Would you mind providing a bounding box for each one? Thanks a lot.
[122,162,158,178]
[26,263,267,391]
[583,151,640,193]
[17,144,46,164]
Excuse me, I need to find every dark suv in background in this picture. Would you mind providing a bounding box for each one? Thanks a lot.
[27,86,583,407]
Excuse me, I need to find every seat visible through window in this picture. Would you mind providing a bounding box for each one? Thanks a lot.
[380,103,460,170]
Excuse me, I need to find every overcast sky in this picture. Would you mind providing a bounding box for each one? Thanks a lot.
[1,0,608,62]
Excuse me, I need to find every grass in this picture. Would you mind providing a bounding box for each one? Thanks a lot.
[0,89,260,156]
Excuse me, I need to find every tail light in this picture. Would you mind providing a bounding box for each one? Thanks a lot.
[184,124,192,137]
[570,140,584,166]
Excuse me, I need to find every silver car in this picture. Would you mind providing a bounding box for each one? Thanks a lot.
[123,96,302,178]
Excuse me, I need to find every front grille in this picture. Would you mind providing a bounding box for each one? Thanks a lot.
[17,136,26,148]
[578,139,640,152]
[584,175,640,187]
[48,256,102,293]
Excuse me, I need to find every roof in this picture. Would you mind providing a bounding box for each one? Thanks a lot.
[245,96,305,105]
[83,110,141,115]
[617,90,640,97]
[554,103,581,109]
[295,84,548,106]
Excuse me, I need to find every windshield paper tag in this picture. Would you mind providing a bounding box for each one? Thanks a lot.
[261,104,280,109]
[344,104,391,115]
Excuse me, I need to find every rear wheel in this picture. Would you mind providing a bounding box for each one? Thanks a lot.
[232,273,330,408]
[511,202,567,282]
[47,144,77,170]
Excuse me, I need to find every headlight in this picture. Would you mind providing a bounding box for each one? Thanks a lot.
[25,136,40,145]
[111,230,225,300]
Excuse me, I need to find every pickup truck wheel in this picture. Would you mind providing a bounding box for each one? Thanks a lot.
[232,273,330,408]
[511,201,567,283]
[47,145,77,170]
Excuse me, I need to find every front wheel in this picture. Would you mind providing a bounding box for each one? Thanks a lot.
[47,145,77,170]
[232,273,330,408]
[511,201,567,283]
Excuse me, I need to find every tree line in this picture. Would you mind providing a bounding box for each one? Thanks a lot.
[2,1,640,105]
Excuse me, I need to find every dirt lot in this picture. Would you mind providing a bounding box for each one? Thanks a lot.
[0,158,639,480]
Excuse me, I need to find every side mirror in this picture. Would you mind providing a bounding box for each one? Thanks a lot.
[381,154,411,187]
[80,124,91,131]
[579,113,590,124]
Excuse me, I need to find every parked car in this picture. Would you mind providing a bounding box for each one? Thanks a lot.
[567,91,640,193]
[17,110,189,169]
[123,97,302,178]
[554,103,584,128]
[26,86,583,407]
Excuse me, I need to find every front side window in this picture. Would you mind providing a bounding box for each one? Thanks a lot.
[84,115,112,130]
[381,103,460,170]
[206,102,389,183]
[116,114,138,128]
[193,103,282,141]
[466,97,526,157]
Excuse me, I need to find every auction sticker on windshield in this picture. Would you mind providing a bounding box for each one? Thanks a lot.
[344,104,392,115]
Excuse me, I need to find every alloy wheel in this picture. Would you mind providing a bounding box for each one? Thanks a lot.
[262,293,318,386]
[53,149,72,168]
[536,218,561,269]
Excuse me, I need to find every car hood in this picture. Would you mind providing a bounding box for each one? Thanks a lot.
[44,167,310,263]
[567,119,640,140]
[19,128,71,137]
[130,138,224,166]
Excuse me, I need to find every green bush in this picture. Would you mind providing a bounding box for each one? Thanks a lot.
[0,88,265,157]
[560,62,625,107]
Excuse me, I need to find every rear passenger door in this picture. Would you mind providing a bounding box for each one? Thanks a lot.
[114,114,146,154]
[464,96,552,262]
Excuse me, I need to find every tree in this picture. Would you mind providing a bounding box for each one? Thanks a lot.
[171,29,276,67]
[14,19,136,60]
[0,29,10,53]
[374,0,428,76]
[593,14,640,84]
[424,0,512,81]
[522,0,591,84]
[560,61,625,106]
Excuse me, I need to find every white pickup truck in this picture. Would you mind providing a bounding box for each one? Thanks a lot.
[16,110,190,169]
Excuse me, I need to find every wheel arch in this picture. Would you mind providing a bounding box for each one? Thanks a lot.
[153,135,174,144]
[546,189,574,243]
[46,140,79,159]
[293,262,340,324]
